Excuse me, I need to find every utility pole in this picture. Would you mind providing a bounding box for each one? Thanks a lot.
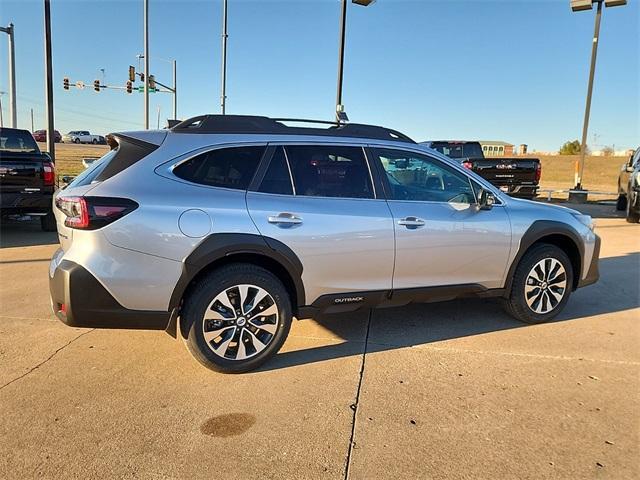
[335,0,347,122]
[143,0,150,129]
[172,59,177,119]
[0,92,5,127]
[156,105,161,129]
[30,108,34,132]
[0,23,17,127]
[43,1,55,161]
[220,0,228,114]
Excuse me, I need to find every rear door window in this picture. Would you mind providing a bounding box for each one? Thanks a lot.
[173,145,265,190]
[285,145,374,199]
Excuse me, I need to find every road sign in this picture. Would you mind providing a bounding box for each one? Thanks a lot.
[75,81,85,89]
[137,86,156,93]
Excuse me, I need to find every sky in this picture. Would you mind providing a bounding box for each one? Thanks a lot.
[0,0,638,152]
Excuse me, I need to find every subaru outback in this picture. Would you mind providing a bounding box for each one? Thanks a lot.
[49,115,600,373]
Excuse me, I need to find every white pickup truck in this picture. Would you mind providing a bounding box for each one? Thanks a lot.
[62,130,105,144]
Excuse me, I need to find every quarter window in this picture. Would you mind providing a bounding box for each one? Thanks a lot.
[374,148,475,204]
[285,145,374,199]
[173,146,264,190]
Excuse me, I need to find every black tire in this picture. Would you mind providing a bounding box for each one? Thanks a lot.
[92,138,98,144]
[181,263,292,373]
[73,138,80,144]
[502,243,573,324]
[626,196,640,223]
[40,211,57,232]
[616,194,627,211]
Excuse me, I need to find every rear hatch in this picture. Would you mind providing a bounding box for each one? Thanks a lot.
[469,157,540,186]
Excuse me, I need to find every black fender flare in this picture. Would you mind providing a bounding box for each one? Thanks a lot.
[504,220,584,294]
[168,232,305,316]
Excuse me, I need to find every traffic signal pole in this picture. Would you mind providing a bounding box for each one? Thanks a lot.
[172,59,177,119]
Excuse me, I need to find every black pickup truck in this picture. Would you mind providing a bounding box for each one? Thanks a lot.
[0,127,57,231]
[422,140,541,199]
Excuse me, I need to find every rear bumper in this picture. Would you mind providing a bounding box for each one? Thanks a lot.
[501,184,538,198]
[49,254,171,330]
[578,234,600,288]
[1,191,53,215]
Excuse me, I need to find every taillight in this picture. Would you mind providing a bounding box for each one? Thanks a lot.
[55,196,138,230]
[535,162,542,182]
[43,161,55,186]
[462,160,473,170]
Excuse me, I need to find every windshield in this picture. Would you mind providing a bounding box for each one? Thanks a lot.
[430,142,483,159]
[0,129,40,153]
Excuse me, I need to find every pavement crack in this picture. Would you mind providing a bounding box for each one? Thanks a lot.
[344,309,372,480]
[0,329,94,392]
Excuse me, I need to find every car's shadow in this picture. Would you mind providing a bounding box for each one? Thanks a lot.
[0,219,58,248]
[259,252,639,372]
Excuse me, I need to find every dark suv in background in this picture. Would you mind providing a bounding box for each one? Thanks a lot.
[617,147,640,223]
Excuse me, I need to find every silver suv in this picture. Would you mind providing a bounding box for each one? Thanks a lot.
[49,115,600,373]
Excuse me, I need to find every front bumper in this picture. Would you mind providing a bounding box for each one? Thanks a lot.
[577,234,600,288]
[49,252,170,330]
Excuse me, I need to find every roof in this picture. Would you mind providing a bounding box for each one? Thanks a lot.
[478,140,514,146]
[170,115,416,144]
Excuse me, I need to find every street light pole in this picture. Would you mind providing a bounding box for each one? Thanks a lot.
[143,0,150,129]
[0,23,17,128]
[335,0,348,122]
[575,0,602,190]
[220,0,228,115]
[335,0,375,123]
[43,1,55,161]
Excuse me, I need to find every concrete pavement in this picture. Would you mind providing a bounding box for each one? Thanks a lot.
[0,205,638,479]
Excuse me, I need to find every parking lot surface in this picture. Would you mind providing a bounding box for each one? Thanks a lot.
[0,204,638,479]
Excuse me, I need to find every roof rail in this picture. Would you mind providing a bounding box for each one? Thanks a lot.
[170,114,415,144]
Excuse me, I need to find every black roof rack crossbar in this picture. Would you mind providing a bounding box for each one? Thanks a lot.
[170,115,416,144]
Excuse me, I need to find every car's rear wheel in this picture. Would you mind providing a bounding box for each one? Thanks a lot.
[92,138,98,144]
[616,194,627,211]
[503,244,573,324]
[40,211,57,232]
[181,263,292,373]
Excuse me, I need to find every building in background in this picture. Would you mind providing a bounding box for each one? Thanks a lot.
[479,140,514,156]
[519,144,528,155]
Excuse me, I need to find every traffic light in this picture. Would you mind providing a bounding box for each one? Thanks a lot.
[94,80,100,92]
[148,75,156,89]
[128,65,135,82]
[126,80,132,94]
[139,72,144,82]
[63,77,69,90]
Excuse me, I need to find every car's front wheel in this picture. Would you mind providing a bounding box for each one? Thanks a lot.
[73,138,80,144]
[181,264,292,373]
[503,244,573,324]
[616,194,627,211]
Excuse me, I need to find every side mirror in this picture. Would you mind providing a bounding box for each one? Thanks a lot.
[477,189,495,210]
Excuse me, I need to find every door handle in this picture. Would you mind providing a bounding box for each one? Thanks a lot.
[397,216,426,228]
[268,213,303,226]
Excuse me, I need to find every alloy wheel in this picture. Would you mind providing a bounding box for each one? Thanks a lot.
[524,258,567,314]
[202,284,279,361]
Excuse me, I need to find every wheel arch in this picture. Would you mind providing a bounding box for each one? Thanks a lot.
[505,221,583,294]
[167,233,305,338]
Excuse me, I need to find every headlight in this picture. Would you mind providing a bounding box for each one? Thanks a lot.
[573,213,595,231]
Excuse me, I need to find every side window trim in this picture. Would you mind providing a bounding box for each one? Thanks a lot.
[282,147,297,196]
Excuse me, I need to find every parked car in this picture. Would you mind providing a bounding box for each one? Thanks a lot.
[33,129,62,143]
[616,147,640,223]
[62,130,105,144]
[0,127,57,231]
[422,140,541,199]
[49,115,600,373]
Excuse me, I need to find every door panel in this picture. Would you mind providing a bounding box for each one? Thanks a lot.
[388,201,511,289]
[371,146,512,290]
[247,193,395,303]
